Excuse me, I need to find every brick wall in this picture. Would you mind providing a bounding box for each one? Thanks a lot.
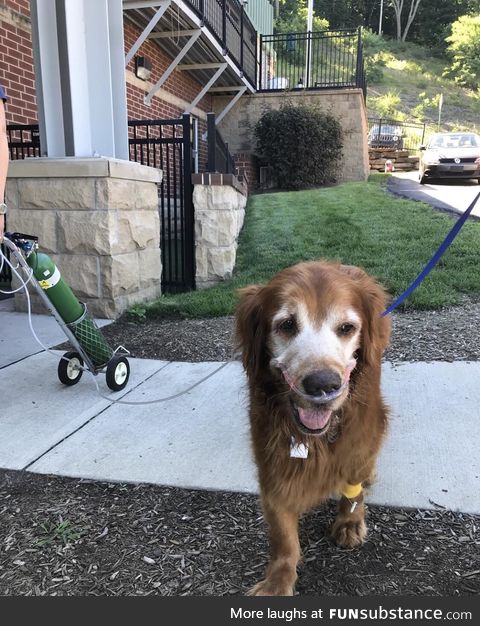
[124,20,212,118]
[0,0,37,124]
[234,151,258,189]
[123,19,212,170]
[4,0,29,18]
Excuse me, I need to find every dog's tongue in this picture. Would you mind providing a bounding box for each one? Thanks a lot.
[297,406,332,431]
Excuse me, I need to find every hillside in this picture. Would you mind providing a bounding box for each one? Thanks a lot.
[364,34,480,136]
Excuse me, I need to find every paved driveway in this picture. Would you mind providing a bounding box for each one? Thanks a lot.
[388,171,480,217]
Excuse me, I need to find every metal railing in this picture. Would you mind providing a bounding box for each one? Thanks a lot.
[206,112,236,174]
[368,118,426,153]
[7,123,41,160]
[258,28,366,97]
[3,124,41,287]
[128,115,195,293]
[187,0,257,87]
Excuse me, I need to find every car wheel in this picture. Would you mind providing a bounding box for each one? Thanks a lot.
[419,170,426,185]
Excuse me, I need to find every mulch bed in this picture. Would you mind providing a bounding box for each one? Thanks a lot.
[97,298,480,364]
[0,470,478,596]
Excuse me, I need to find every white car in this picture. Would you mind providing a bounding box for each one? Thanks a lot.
[419,132,480,184]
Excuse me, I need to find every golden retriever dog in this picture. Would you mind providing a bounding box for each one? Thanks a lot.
[235,260,391,596]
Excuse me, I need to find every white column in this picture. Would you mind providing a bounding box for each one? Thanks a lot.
[30,0,65,157]
[30,0,128,159]
[108,0,130,160]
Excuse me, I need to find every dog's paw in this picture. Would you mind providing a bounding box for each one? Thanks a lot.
[247,579,294,596]
[331,518,367,548]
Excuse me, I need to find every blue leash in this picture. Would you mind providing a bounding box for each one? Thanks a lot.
[382,191,480,317]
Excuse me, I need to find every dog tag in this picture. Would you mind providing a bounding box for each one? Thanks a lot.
[290,437,309,459]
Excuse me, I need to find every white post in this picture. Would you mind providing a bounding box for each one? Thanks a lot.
[305,0,314,88]
[437,93,444,131]
[379,0,384,35]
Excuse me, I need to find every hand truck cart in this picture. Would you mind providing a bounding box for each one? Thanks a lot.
[3,232,131,391]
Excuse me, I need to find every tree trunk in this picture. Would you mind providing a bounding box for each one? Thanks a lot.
[390,0,404,41]
[401,0,422,42]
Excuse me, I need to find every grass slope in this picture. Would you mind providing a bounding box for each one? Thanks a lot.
[138,176,480,319]
[365,37,480,134]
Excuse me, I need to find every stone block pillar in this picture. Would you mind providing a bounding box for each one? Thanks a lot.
[6,157,162,318]
[192,173,247,289]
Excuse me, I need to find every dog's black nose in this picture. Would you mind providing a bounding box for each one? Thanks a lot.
[302,370,342,396]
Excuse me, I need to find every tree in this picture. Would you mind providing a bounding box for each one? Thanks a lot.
[445,14,480,89]
[276,0,328,32]
[404,0,479,53]
[389,0,423,41]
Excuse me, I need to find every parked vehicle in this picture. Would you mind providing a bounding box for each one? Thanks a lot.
[419,132,480,184]
[368,124,404,150]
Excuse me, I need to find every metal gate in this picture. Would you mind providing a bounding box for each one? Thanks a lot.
[128,114,195,293]
[368,118,426,153]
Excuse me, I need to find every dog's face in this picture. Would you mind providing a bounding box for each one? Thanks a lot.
[236,261,390,436]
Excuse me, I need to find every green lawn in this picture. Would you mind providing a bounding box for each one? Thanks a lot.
[136,175,480,319]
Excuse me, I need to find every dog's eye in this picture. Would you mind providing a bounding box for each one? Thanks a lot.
[338,323,356,337]
[277,317,297,334]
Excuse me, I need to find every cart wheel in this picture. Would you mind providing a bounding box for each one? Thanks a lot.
[58,351,84,386]
[106,356,130,392]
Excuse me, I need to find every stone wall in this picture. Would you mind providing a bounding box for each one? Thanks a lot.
[192,173,247,289]
[7,157,162,318]
[212,89,370,184]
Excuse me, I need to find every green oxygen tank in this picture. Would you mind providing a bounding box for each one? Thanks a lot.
[27,251,83,323]
[26,251,113,367]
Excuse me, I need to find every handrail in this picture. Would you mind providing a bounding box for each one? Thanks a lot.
[185,0,257,87]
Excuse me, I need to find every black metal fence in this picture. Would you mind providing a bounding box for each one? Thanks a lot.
[7,123,41,160]
[206,112,236,174]
[259,28,366,96]
[187,0,257,87]
[128,115,195,293]
[368,118,426,153]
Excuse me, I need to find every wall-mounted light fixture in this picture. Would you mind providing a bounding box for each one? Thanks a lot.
[135,56,152,81]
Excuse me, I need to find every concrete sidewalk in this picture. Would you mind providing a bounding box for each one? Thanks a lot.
[1,307,479,514]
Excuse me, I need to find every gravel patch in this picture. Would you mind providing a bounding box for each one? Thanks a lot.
[0,470,478,596]
[98,299,480,363]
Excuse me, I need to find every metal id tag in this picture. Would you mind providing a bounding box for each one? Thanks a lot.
[290,437,309,459]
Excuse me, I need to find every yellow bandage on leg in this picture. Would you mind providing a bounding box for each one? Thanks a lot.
[341,482,363,499]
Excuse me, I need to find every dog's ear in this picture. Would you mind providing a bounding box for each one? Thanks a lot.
[340,265,391,368]
[235,285,267,378]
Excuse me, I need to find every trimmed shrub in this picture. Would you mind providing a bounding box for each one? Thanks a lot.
[254,104,343,190]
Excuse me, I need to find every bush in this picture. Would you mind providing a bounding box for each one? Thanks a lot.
[362,29,386,55]
[369,90,402,117]
[254,104,343,191]
[364,54,386,83]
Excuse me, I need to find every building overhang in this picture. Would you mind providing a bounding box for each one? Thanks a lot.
[123,0,257,111]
